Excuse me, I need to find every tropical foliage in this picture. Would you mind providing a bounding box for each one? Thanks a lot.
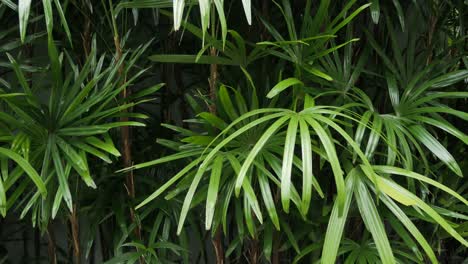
[0,0,466,263]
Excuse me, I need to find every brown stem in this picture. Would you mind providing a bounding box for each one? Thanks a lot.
[47,224,57,264]
[114,31,143,263]
[272,248,280,264]
[249,238,259,264]
[212,229,224,264]
[208,46,224,263]
[208,47,218,113]
[426,15,437,65]
[34,228,40,263]
[99,224,109,261]
[260,0,270,41]
[82,5,92,59]
[70,204,81,264]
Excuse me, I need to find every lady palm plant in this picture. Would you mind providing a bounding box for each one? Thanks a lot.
[128,0,468,263]
[0,37,158,228]
[0,0,467,263]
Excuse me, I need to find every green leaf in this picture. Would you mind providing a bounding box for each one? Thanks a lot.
[299,119,313,215]
[53,0,72,45]
[149,54,237,65]
[293,243,321,264]
[414,116,468,145]
[386,73,400,109]
[6,53,32,95]
[303,66,333,81]
[42,0,53,35]
[241,176,263,225]
[281,115,299,212]
[258,167,280,230]
[353,110,372,162]
[58,122,145,136]
[409,125,462,176]
[236,115,290,194]
[370,0,380,24]
[373,166,468,206]
[263,222,273,261]
[57,138,96,188]
[387,212,423,261]
[305,116,345,214]
[219,85,239,121]
[241,0,251,25]
[281,219,300,254]
[354,175,395,264]
[243,193,256,237]
[0,177,6,216]
[267,78,303,98]
[205,155,223,230]
[391,0,405,31]
[364,113,382,159]
[136,157,202,210]
[213,0,227,47]
[85,136,121,157]
[72,142,112,163]
[377,176,468,247]
[114,0,173,15]
[330,3,371,35]
[130,83,165,100]
[407,70,468,101]
[430,70,468,88]
[198,112,228,130]
[18,0,32,43]
[173,0,185,30]
[379,193,437,263]
[321,170,355,263]
[0,147,46,197]
[51,141,72,211]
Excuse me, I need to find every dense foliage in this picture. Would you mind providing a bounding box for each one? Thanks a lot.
[0,0,467,263]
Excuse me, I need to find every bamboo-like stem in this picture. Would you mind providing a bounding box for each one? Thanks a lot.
[82,0,92,59]
[212,229,224,264]
[70,204,81,264]
[272,240,280,264]
[208,46,218,114]
[99,224,109,261]
[34,228,40,263]
[208,6,224,262]
[249,238,260,264]
[109,2,143,262]
[113,31,142,241]
[209,43,225,264]
[47,224,57,264]
[426,15,437,65]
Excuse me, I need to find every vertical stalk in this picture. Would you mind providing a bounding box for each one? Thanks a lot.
[47,223,57,264]
[273,188,281,264]
[82,0,92,59]
[208,5,223,264]
[112,16,141,243]
[272,237,280,264]
[108,2,143,263]
[34,228,40,263]
[99,224,109,261]
[249,238,259,264]
[22,228,28,259]
[208,10,225,264]
[70,204,80,264]
[426,15,437,65]
[212,229,224,264]
[208,46,218,114]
